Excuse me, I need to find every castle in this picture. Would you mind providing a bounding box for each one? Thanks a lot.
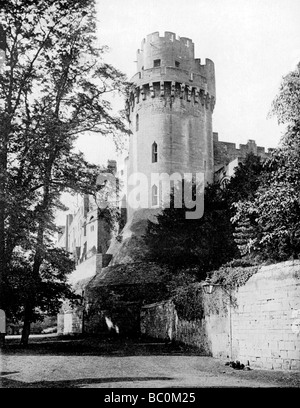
[56,32,272,335]
[125,31,215,219]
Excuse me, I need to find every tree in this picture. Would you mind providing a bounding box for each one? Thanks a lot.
[231,65,300,262]
[232,127,300,261]
[224,153,266,258]
[269,63,300,125]
[225,152,265,206]
[0,0,129,344]
[3,248,78,325]
[143,183,239,281]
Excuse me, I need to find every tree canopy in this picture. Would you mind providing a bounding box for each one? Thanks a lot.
[232,65,300,262]
[0,0,129,344]
[143,183,239,281]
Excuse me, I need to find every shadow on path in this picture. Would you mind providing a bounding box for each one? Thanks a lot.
[1,376,174,388]
[1,336,205,357]
[0,372,20,376]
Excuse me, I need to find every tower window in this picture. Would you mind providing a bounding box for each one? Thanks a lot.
[153,59,161,67]
[175,61,180,68]
[152,142,158,163]
[136,114,139,131]
[152,184,158,206]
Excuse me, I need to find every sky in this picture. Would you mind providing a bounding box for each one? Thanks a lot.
[77,0,300,167]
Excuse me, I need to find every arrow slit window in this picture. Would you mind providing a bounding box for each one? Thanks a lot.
[152,184,158,206]
[136,114,139,131]
[152,142,158,163]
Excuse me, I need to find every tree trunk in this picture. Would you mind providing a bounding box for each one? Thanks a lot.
[20,303,32,346]
[19,167,52,346]
[19,229,44,346]
[0,117,9,310]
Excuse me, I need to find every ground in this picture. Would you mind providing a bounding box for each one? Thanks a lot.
[0,334,299,388]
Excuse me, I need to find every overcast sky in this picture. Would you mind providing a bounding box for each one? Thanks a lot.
[75,0,300,167]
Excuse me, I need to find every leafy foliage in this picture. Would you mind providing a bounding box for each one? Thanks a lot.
[3,248,79,322]
[231,65,300,262]
[225,153,266,206]
[0,0,129,343]
[172,283,204,321]
[143,183,239,281]
[269,63,300,125]
[210,258,259,288]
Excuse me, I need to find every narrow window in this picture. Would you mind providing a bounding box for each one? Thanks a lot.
[175,61,180,68]
[136,113,139,131]
[152,184,158,206]
[83,222,86,237]
[153,59,161,67]
[152,142,158,163]
[89,216,94,233]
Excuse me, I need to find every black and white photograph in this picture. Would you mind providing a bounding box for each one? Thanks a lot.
[0,0,299,392]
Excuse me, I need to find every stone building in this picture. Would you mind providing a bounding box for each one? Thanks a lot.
[125,31,216,219]
[56,160,120,285]
[213,132,274,186]
[57,32,273,335]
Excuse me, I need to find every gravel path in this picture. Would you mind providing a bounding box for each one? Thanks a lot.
[1,335,299,388]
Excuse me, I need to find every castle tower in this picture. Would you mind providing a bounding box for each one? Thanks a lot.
[125,32,216,219]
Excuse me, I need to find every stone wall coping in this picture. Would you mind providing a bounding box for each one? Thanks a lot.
[141,299,172,310]
[259,260,300,271]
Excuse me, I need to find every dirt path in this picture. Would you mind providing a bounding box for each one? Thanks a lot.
[1,335,299,388]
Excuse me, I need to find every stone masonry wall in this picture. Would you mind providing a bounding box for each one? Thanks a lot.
[140,261,300,371]
[230,261,300,370]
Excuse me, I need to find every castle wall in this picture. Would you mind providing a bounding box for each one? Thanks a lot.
[140,261,300,371]
[213,132,274,167]
[57,198,99,264]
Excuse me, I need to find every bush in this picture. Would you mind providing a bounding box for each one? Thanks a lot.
[210,259,259,288]
[172,283,204,321]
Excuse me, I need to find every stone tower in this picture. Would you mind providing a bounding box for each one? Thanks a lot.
[125,31,216,219]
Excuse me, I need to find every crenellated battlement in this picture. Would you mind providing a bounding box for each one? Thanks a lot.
[134,32,215,97]
[125,80,215,122]
[138,31,194,54]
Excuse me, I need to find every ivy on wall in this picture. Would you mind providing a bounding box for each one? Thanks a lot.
[210,259,259,288]
[172,260,260,320]
[172,283,204,321]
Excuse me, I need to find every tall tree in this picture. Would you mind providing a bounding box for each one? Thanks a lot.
[224,153,266,258]
[231,65,300,261]
[0,0,129,344]
[143,183,239,281]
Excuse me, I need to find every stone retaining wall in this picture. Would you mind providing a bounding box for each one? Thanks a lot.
[140,261,300,370]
